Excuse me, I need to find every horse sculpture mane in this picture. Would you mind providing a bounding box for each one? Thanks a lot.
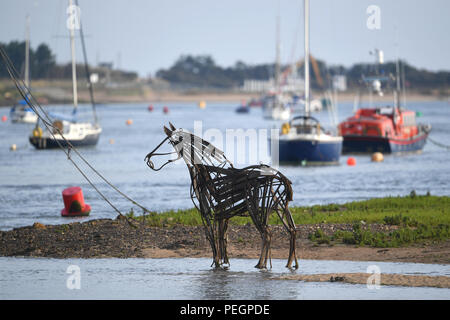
[145,123,298,269]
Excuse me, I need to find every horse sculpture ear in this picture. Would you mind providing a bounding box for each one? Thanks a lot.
[169,122,176,131]
[163,126,173,137]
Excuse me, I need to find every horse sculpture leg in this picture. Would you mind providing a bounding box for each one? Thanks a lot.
[283,207,299,269]
[258,229,272,269]
[218,219,230,266]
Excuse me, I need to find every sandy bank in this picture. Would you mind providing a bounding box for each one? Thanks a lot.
[277,273,450,289]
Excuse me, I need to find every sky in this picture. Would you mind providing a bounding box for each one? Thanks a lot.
[0,0,449,77]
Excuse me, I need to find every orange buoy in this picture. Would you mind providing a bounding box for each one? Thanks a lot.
[163,106,169,114]
[148,105,154,112]
[1,115,7,122]
[61,187,91,217]
[371,152,384,162]
[126,119,133,125]
[347,157,356,166]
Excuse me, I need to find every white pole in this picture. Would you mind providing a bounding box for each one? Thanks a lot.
[275,13,280,93]
[24,14,30,88]
[304,0,310,117]
[69,0,78,111]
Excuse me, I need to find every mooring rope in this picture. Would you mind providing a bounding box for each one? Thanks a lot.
[0,46,154,226]
[428,136,450,150]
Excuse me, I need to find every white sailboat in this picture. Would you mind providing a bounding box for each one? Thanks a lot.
[262,11,291,121]
[10,15,38,124]
[29,0,101,149]
[273,0,342,165]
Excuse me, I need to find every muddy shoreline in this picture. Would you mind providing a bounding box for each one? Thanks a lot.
[1,216,448,265]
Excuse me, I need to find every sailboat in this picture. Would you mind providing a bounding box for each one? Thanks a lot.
[29,0,101,149]
[272,0,342,165]
[262,11,291,121]
[10,15,38,124]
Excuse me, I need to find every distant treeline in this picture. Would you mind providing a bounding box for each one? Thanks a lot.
[0,41,138,81]
[156,54,450,90]
[1,40,448,91]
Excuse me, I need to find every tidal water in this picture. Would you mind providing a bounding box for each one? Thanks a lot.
[1,101,449,300]
[0,257,449,300]
[0,100,449,230]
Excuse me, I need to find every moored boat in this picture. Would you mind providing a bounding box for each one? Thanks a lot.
[262,93,291,120]
[29,0,101,150]
[338,49,431,154]
[10,15,38,124]
[339,107,430,154]
[272,0,342,165]
[30,120,101,149]
[276,116,342,164]
[10,100,38,123]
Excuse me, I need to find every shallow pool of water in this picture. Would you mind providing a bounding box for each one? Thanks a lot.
[0,257,448,299]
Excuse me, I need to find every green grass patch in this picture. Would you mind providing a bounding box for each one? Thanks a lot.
[126,195,450,246]
[323,222,450,248]
[289,195,450,226]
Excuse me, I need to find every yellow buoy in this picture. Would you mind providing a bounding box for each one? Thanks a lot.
[198,101,206,109]
[126,119,133,125]
[371,152,384,162]
[281,123,290,135]
[10,144,17,151]
[32,127,43,138]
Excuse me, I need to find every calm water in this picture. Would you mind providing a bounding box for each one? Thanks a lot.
[0,100,449,230]
[0,257,449,299]
[1,101,449,300]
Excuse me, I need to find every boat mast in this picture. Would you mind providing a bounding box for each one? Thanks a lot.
[395,58,401,110]
[75,0,98,124]
[69,0,78,113]
[395,29,401,110]
[24,14,30,88]
[275,7,281,94]
[304,0,310,117]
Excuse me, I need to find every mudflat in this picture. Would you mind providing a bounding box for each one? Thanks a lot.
[1,216,448,265]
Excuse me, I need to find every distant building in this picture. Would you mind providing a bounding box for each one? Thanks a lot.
[332,75,347,91]
[241,77,305,93]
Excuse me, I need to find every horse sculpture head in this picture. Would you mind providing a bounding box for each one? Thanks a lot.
[145,122,232,171]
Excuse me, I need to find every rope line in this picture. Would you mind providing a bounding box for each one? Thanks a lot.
[428,136,450,150]
[1,46,154,226]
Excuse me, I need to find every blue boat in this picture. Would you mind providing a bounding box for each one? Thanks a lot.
[275,116,343,165]
[272,0,342,166]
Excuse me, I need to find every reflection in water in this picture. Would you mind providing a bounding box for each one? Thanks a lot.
[196,269,286,300]
[0,257,449,299]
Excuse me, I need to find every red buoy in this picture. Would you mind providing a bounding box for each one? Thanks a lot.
[163,106,169,114]
[148,105,154,112]
[347,157,356,166]
[61,186,91,217]
[1,115,7,122]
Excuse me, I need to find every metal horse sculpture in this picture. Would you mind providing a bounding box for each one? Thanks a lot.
[145,123,298,269]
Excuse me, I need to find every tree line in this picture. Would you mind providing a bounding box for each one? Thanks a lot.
[156,54,449,90]
[0,40,137,81]
[1,40,448,90]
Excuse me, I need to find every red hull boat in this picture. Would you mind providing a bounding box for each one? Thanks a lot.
[338,107,431,154]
